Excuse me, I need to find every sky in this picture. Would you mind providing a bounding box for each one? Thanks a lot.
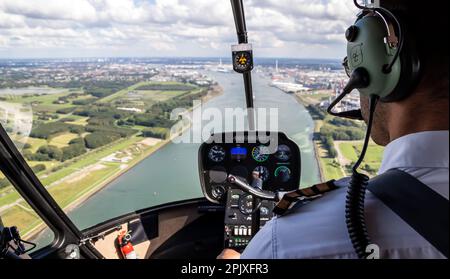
[0,0,358,59]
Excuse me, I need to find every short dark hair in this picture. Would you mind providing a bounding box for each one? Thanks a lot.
[381,0,449,100]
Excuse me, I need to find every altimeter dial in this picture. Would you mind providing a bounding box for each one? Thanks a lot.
[208,145,226,162]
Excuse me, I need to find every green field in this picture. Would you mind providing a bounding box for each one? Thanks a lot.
[65,116,89,126]
[21,137,48,153]
[315,139,345,181]
[6,92,73,113]
[100,81,200,106]
[138,90,191,102]
[48,132,79,148]
[5,91,69,104]
[322,158,345,180]
[98,81,151,103]
[338,141,384,172]
[1,203,42,236]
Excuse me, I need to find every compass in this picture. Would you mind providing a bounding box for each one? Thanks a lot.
[232,44,253,73]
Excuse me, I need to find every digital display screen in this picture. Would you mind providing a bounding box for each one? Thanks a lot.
[231,147,247,160]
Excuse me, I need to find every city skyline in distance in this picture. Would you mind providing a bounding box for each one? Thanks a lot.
[0,56,343,64]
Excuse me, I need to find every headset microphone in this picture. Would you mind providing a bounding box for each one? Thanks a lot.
[327,67,370,120]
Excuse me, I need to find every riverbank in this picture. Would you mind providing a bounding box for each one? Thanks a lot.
[294,92,383,181]
[294,93,343,181]
[22,85,223,240]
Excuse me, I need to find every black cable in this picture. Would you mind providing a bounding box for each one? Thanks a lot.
[345,94,379,259]
[19,239,37,254]
[352,95,378,171]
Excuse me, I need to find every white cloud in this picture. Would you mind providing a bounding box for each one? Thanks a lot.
[1,0,97,22]
[0,0,358,58]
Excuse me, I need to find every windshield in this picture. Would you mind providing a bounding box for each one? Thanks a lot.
[0,1,383,244]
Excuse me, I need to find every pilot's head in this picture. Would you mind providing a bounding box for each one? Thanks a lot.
[360,0,449,146]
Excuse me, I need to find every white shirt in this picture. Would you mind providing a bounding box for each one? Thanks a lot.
[241,131,449,259]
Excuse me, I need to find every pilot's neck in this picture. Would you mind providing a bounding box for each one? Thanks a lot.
[387,97,449,143]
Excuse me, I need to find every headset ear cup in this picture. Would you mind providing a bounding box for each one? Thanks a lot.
[380,15,422,102]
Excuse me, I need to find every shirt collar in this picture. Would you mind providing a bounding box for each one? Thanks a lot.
[379,131,449,174]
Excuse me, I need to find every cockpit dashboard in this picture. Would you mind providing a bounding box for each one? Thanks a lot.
[198,132,301,250]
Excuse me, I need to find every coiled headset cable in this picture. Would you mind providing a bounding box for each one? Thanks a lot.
[346,94,379,259]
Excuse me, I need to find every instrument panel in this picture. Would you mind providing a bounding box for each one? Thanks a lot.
[198,132,301,204]
[198,132,301,250]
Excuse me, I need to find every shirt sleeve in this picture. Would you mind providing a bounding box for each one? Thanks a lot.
[240,218,276,259]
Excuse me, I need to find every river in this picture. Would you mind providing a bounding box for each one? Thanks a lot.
[45,71,321,233]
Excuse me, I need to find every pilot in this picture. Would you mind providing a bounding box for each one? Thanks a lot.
[219,0,449,259]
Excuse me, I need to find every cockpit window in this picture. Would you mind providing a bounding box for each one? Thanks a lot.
[0,1,382,240]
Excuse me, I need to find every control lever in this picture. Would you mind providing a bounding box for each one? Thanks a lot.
[227,174,278,201]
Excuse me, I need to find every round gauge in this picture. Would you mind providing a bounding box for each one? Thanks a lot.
[208,145,225,163]
[274,166,291,182]
[251,146,270,163]
[234,52,252,72]
[253,166,270,182]
[275,144,291,161]
[238,194,254,215]
[260,206,269,215]
[211,185,226,200]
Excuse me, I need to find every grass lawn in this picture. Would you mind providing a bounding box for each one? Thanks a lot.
[0,202,41,235]
[338,142,383,164]
[99,81,200,104]
[322,157,345,180]
[48,132,79,148]
[337,141,384,175]
[6,91,79,113]
[12,136,47,153]
[315,140,345,181]
[47,163,120,208]
[32,103,75,113]
[98,81,149,103]
[65,117,89,126]
[0,189,21,207]
[6,92,68,105]
[139,90,188,102]
[28,160,59,170]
